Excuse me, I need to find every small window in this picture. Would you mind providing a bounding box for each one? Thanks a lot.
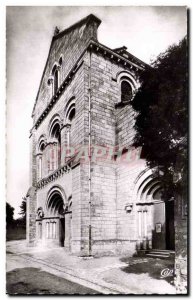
[54,69,59,94]
[121,80,133,103]
[68,107,75,122]
[59,57,63,66]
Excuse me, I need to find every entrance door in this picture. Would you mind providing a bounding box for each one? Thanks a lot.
[152,201,166,249]
[59,217,65,247]
[152,199,175,250]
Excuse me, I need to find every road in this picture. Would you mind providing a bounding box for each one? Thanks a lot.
[6,252,99,295]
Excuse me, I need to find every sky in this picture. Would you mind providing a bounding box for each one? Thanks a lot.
[6,6,187,217]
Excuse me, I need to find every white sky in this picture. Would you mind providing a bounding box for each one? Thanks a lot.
[6,6,187,218]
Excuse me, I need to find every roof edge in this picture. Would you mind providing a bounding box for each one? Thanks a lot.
[54,14,101,41]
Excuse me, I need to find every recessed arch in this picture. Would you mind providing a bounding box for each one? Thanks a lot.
[48,114,62,170]
[46,185,67,216]
[140,179,162,203]
[51,63,60,75]
[147,181,162,196]
[48,114,62,138]
[132,168,163,203]
[116,71,139,90]
[152,186,163,201]
[64,97,76,121]
[37,134,47,153]
[66,104,76,123]
[116,71,139,104]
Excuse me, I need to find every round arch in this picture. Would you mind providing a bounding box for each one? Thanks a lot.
[51,62,60,75]
[37,134,47,153]
[116,71,139,91]
[64,97,76,123]
[48,114,62,138]
[132,168,163,203]
[46,185,67,216]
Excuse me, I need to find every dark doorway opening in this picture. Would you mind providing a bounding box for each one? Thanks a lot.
[165,200,175,250]
[60,217,65,247]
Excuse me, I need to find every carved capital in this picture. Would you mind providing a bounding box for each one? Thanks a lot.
[37,207,44,219]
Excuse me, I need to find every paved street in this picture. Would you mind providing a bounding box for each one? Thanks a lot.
[6,241,176,295]
[7,266,98,295]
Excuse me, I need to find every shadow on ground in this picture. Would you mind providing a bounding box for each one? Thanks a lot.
[6,267,99,295]
[120,257,174,285]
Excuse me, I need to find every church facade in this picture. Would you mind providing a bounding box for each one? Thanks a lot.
[27,14,176,256]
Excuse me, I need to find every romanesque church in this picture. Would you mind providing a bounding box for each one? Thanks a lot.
[27,14,176,257]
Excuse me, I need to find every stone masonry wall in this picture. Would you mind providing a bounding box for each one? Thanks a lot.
[34,16,100,123]
[30,17,148,256]
[83,50,146,255]
[34,60,86,173]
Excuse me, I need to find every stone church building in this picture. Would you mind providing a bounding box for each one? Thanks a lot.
[27,14,178,257]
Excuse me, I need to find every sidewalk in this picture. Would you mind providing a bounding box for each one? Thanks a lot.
[6,240,176,295]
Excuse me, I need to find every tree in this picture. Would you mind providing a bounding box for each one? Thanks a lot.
[19,197,27,221]
[131,37,188,198]
[6,202,15,227]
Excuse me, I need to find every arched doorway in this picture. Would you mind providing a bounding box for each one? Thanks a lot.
[134,170,174,251]
[46,187,72,248]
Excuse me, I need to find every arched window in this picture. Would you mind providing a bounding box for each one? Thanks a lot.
[116,71,138,105]
[121,80,133,103]
[53,69,59,94]
[59,57,63,83]
[59,57,63,67]
[38,139,46,180]
[51,64,60,96]
[67,105,76,123]
[65,104,76,149]
[49,117,61,172]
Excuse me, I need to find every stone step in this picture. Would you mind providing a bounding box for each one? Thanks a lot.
[146,253,170,259]
[151,249,175,254]
[150,251,171,255]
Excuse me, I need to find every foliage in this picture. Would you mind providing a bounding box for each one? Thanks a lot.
[131,37,188,197]
[6,202,15,227]
[19,197,27,223]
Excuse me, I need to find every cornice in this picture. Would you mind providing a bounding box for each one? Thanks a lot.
[36,163,71,190]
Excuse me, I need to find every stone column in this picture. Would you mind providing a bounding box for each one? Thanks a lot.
[65,212,72,250]
[26,186,37,246]
[60,123,71,165]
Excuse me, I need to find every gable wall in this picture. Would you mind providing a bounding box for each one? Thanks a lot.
[34,19,99,123]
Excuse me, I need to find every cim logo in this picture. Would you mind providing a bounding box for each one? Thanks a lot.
[160,268,174,278]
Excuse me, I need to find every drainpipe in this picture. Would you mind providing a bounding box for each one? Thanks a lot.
[88,48,92,256]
